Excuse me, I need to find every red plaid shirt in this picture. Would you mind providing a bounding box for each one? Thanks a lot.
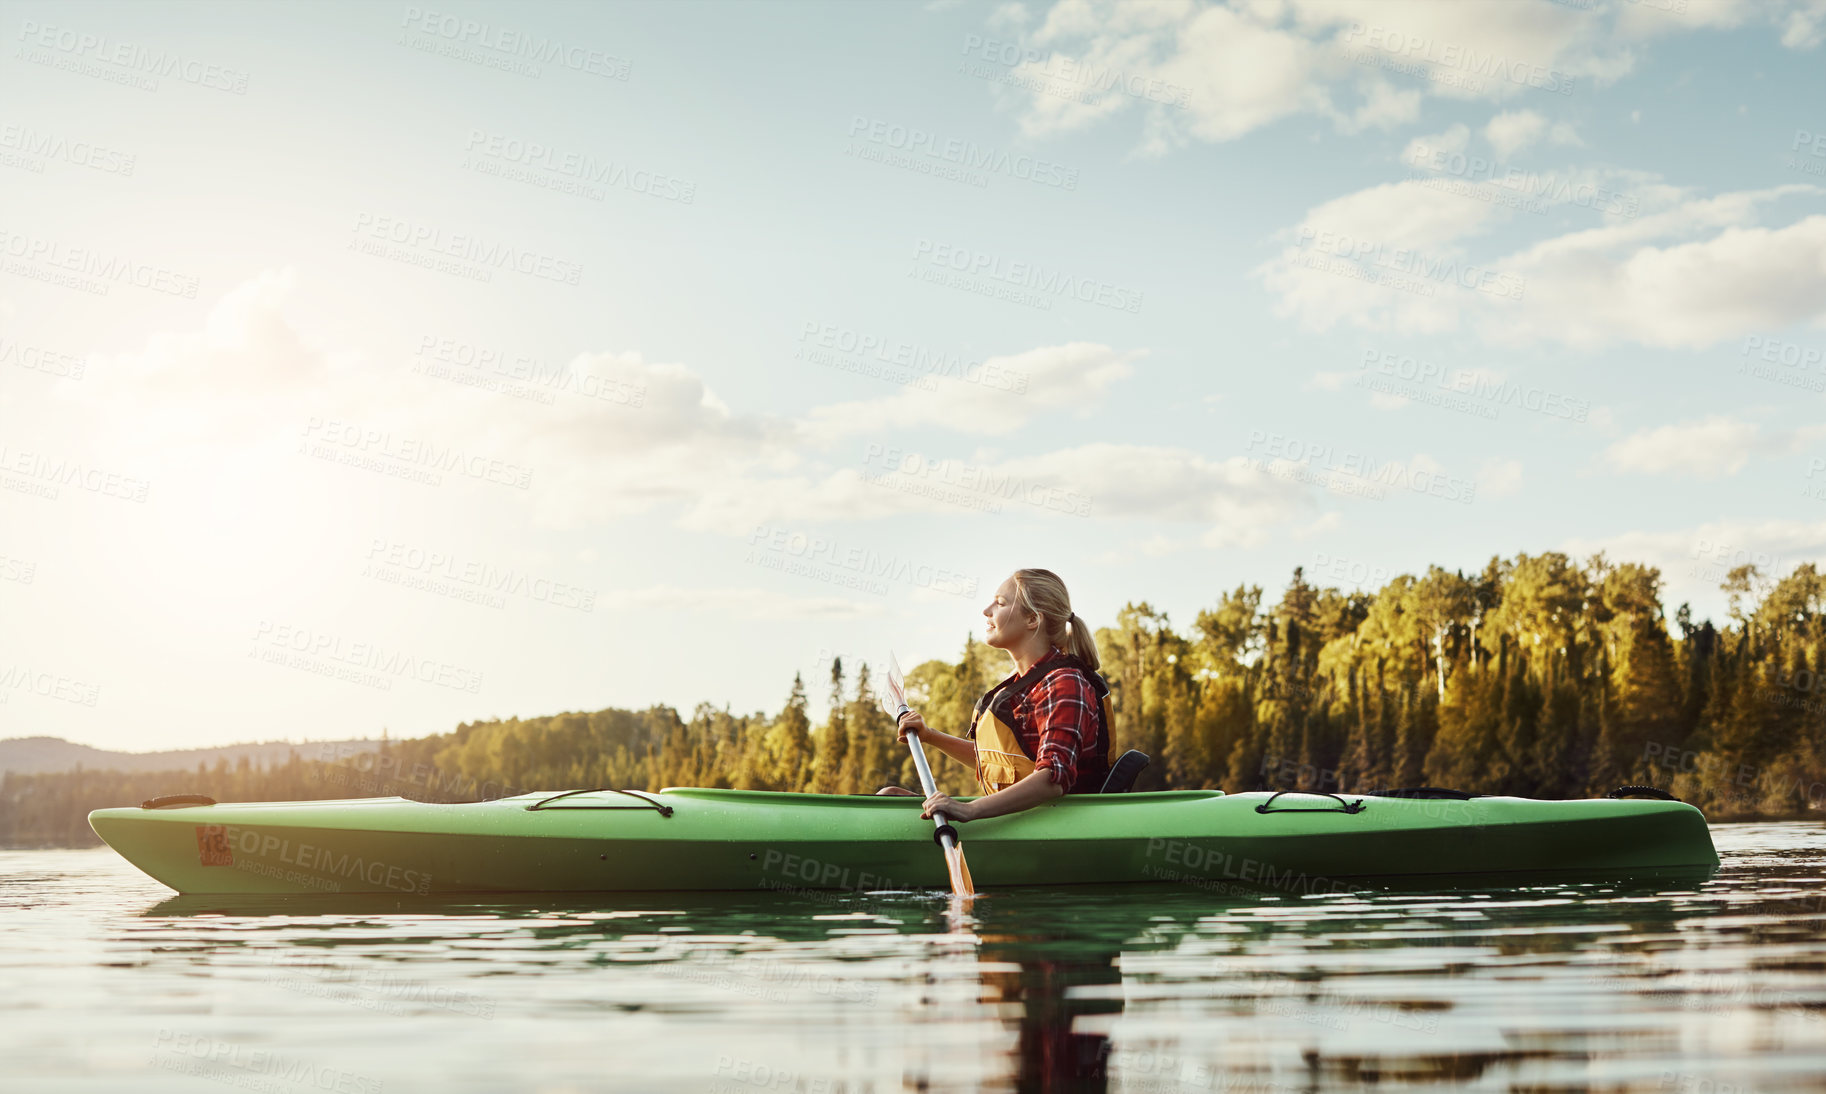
[993,648,1105,793]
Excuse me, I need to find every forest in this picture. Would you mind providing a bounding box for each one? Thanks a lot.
[5,551,1822,846]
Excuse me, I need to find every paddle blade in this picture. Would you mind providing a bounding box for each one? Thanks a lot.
[944,843,975,897]
[878,649,912,721]
[885,650,907,711]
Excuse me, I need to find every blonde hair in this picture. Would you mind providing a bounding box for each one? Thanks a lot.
[1009,568,1100,672]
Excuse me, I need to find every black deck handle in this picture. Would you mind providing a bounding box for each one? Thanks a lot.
[524,788,674,817]
[1606,785,1678,802]
[140,794,217,809]
[1256,790,1365,814]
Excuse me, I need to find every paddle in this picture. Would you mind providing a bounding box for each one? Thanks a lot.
[882,651,975,897]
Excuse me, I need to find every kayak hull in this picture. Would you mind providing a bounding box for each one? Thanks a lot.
[88,788,1720,896]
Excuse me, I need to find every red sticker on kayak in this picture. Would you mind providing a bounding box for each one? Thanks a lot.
[196,825,233,866]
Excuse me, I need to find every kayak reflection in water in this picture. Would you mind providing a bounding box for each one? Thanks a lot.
[879,568,1115,822]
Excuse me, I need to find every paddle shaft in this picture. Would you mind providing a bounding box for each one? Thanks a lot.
[899,708,959,851]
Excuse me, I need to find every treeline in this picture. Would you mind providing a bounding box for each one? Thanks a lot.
[0,664,945,846]
[1098,554,1825,819]
[6,552,1823,846]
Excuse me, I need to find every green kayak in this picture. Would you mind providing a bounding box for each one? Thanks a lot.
[89,787,1718,896]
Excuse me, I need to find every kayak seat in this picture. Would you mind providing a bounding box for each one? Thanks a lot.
[1100,750,1149,793]
[1363,787,1480,800]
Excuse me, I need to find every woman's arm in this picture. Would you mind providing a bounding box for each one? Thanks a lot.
[921,767,1063,822]
[896,710,976,767]
[919,669,1096,821]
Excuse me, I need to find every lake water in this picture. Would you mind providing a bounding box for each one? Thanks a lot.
[5,823,1826,1092]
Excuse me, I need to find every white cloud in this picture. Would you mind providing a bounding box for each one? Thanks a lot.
[1292,511,1343,539]
[87,274,1421,554]
[1405,116,1580,170]
[1140,3,1333,147]
[531,381,1315,540]
[1614,0,1807,41]
[987,1,1031,31]
[799,343,1140,440]
[1563,516,1826,615]
[1291,0,1635,102]
[1253,177,1505,336]
[1782,0,1826,48]
[671,440,1317,544]
[1094,532,1192,565]
[997,0,1636,151]
[1315,362,1514,415]
[1294,174,1506,251]
[1282,450,1468,504]
[1016,442,1313,539]
[1256,175,1826,350]
[1339,78,1421,134]
[1401,123,1468,167]
[1484,109,1548,158]
[991,0,1820,152]
[1137,534,1189,556]
[1490,199,1826,350]
[1602,415,1826,478]
[1507,183,1811,261]
[1478,457,1524,497]
[1117,533,1191,562]
[1606,416,1759,478]
[90,268,332,419]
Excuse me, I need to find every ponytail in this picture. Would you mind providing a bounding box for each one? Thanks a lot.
[1009,568,1101,672]
[1064,611,1100,672]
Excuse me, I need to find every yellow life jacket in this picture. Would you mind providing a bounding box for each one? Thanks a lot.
[967,650,1113,794]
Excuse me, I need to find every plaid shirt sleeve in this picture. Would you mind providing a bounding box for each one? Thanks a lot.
[1021,668,1099,793]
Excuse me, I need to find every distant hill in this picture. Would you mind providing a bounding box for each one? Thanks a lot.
[0,736,383,776]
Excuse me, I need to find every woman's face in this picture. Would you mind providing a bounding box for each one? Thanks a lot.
[983,576,1034,651]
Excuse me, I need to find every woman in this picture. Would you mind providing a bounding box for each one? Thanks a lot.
[880,568,1113,822]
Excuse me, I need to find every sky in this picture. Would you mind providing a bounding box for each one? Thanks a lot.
[2,0,1825,752]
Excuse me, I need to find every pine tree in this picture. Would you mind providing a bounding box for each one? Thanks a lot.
[846,662,894,793]
[1390,682,1422,787]
[814,657,850,793]
[1340,665,1375,790]
[761,674,813,790]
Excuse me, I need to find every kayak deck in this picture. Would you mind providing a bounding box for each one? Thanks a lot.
[89,787,1719,896]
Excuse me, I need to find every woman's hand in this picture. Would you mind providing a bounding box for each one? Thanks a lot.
[921,791,976,823]
[895,709,929,744]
